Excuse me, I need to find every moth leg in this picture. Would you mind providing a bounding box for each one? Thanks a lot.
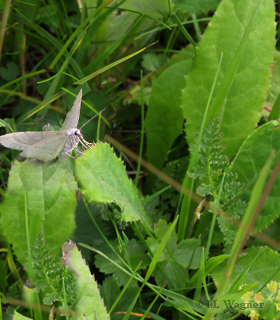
[75,148,84,155]
[64,152,77,160]
[79,136,94,149]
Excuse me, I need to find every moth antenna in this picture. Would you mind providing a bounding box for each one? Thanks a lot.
[79,108,106,130]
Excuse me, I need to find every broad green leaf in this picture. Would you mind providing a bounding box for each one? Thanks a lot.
[266,50,280,120]
[124,86,151,106]
[120,0,172,19]
[0,62,19,81]
[173,0,221,13]
[62,241,110,320]
[266,51,280,108]
[141,53,165,71]
[146,220,202,289]
[0,160,77,265]
[229,121,280,231]
[182,0,275,158]
[12,309,32,320]
[146,60,192,169]
[212,247,280,319]
[75,143,151,227]
[72,201,110,261]
[95,239,150,287]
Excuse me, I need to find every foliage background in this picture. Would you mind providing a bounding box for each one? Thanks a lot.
[1,0,280,319]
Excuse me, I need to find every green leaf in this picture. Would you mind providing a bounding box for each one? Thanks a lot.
[146,60,192,169]
[182,0,275,158]
[196,183,213,197]
[188,118,230,183]
[229,121,280,231]
[266,51,280,110]
[146,220,202,289]
[173,0,221,13]
[75,143,151,227]
[95,239,150,287]
[141,53,164,71]
[62,241,110,320]
[72,201,110,261]
[0,160,77,265]
[0,62,19,81]
[123,86,151,106]
[25,234,76,307]
[12,309,32,320]
[120,0,172,19]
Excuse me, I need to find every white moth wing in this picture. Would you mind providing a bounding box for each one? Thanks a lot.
[60,89,82,132]
[20,132,67,161]
[0,131,59,150]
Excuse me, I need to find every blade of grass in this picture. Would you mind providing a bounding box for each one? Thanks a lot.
[0,0,12,62]
[84,14,144,75]
[17,91,62,123]
[268,91,280,121]
[135,70,145,187]
[24,193,42,320]
[191,13,201,40]
[74,45,151,85]
[205,173,226,260]
[142,185,171,204]
[44,33,87,100]
[12,9,84,79]
[172,14,196,48]
[193,248,208,302]
[109,260,143,314]
[134,17,210,40]
[49,0,114,70]
[145,215,179,282]
[139,284,166,320]
[62,278,69,320]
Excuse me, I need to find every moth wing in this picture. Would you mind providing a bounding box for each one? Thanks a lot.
[20,133,67,161]
[60,89,82,131]
[0,131,56,150]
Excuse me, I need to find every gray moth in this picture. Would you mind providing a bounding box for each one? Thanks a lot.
[0,89,92,161]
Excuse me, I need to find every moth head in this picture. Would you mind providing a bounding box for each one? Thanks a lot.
[74,129,81,137]
[67,128,81,137]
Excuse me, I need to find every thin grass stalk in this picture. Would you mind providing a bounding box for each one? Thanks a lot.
[0,0,12,63]
[135,70,145,187]
[24,193,43,320]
